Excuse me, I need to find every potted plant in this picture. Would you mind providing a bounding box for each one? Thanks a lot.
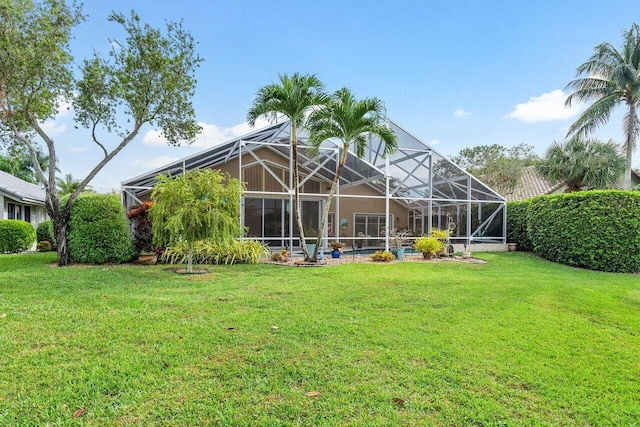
[329,241,345,258]
[384,227,411,260]
[413,236,445,260]
[137,251,157,264]
[462,243,472,259]
[356,231,365,249]
[271,248,290,262]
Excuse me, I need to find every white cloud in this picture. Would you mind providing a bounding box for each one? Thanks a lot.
[504,89,582,123]
[40,121,67,136]
[56,99,73,118]
[430,139,442,146]
[132,155,181,169]
[142,117,272,148]
[69,146,89,153]
[453,109,471,118]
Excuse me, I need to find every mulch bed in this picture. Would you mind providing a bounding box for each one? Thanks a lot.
[266,254,487,267]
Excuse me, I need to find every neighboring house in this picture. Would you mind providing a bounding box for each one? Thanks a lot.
[0,170,48,248]
[122,120,506,249]
[504,166,640,201]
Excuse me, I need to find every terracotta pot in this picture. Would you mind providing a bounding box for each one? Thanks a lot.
[138,253,157,264]
[422,252,433,260]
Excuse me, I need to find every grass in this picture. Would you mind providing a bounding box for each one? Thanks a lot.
[0,252,639,426]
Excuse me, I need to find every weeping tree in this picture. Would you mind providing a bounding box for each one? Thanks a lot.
[151,169,244,273]
[306,87,397,261]
[536,137,626,192]
[0,1,202,266]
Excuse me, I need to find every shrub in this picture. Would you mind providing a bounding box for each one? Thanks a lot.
[506,201,533,251]
[370,250,395,262]
[68,194,135,264]
[162,239,268,265]
[127,201,153,254]
[37,240,52,252]
[0,220,36,253]
[528,191,640,273]
[414,236,445,259]
[430,228,447,242]
[36,219,57,249]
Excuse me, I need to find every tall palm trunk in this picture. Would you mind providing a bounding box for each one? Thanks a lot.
[291,124,310,261]
[312,145,350,260]
[624,101,636,189]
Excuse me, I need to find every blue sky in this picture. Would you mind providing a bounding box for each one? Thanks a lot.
[44,0,640,192]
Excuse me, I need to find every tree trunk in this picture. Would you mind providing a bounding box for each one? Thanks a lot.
[313,145,349,261]
[187,244,193,273]
[290,125,310,261]
[624,101,636,189]
[52,210,71,266]
[624,132,633,189]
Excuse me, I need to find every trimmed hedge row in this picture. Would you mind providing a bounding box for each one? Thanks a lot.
[68,194,135,264]
[506,201,533,251]
[527,191,640,273]
[0,220,36,253]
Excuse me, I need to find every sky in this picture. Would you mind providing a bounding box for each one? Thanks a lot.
[37,0,640,193]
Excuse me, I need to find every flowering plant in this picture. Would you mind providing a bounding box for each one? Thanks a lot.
[127,201,154,253]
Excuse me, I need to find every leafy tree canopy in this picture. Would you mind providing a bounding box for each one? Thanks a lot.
[0,0,202,265]
[451,143,539,195]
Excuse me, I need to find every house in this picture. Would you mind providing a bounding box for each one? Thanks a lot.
[504,166,640,202]
[0,170,48,247]
[122,120,506,250]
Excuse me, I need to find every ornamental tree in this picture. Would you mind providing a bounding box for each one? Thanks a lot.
[151,169,244,273]
[0,1,202,266]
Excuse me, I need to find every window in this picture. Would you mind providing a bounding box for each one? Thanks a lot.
[24,206,31,224]
[8,203,15,219]
[354,214,394,246]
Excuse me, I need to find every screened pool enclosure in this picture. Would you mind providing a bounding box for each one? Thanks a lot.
[122,120,506,250]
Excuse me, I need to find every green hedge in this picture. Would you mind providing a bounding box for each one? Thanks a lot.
[527,191,640,273]
[68,194,135,264]
[506,201,533,251]
[36,219,56,250]
[0,220,36,253]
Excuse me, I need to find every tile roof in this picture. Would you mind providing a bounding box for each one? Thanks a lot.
[504,167,640,201]
[0,170,46,205]
[503,166,562,202]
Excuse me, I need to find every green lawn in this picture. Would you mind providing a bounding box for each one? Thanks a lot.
[0,252,639,426]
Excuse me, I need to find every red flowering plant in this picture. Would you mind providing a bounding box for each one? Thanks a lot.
[127,201,155,254]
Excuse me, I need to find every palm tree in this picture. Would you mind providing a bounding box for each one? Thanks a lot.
[56,173,92,196]
[306,87,398,260]
[565,22,640,189]
[0,144,53,184]
[536,137,625,192]
[247,73,328,261]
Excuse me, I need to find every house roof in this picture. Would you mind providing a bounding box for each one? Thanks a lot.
[0,170,46,205]
[503,166,562,202]
[122,119,505,208]
[504,166,640,201]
